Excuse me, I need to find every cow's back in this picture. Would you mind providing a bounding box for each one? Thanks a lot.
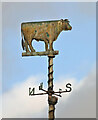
[21,20,62,41]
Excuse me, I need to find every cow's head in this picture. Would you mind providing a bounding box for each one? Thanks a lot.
[61,19,72,31]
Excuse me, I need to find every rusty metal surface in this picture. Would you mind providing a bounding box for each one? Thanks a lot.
[21,19,72,53]
[22,50,59,57]
[48,56,56,119]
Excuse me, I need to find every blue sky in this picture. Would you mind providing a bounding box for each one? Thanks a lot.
[1,2,96,118]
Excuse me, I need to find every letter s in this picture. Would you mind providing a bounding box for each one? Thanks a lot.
[65,83,72,92]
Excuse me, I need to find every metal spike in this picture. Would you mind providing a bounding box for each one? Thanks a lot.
[39,82,43,90]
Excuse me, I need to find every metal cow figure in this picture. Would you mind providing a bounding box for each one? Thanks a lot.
[21,19,72,52]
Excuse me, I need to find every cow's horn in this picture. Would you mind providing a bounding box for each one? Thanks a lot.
[65,19,69,22]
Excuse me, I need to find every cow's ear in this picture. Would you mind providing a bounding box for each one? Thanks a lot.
[60,19,63,22]
[64,19,69,22]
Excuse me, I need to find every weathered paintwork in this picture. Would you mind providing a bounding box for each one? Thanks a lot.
[21,19,72,52]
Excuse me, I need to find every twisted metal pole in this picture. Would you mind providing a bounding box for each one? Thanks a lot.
[48,55,58,120]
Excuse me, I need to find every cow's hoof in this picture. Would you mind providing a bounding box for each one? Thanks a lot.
[49,49,54,52]
[31,50,36,52]
[46,50,49,52]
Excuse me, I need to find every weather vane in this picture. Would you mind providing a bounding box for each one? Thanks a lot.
[21,19,72,119]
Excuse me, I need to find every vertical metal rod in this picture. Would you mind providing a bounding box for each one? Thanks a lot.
[48,55,55,120]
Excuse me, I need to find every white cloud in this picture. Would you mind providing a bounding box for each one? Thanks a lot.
[2,67,96,118]
[56,68,96,118]
[2,75,48,118]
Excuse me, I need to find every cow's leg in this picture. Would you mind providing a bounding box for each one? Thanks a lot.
[24,35,30,52]
[49,40,54,51]
[25,40,30,52]
[49,26,54,51]
[45,40,48,51]
[28,40,36,52]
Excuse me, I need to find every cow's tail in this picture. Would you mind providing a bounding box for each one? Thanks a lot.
[21,31,25,50]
